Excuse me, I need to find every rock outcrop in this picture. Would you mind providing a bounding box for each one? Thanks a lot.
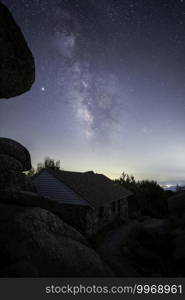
[0,1,35,98]
[0,137,32,190]
[0,203,112,277]
[0,138,31,171]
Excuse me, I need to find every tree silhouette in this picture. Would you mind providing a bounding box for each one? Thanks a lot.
[115,172,168,217]
[27,157,61,176]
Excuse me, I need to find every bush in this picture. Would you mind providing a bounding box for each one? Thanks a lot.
[122,225,175,276]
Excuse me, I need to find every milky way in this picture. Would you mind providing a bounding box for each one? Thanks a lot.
[1,0,185,184]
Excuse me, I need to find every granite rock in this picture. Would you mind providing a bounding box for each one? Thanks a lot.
[0,1,35,98]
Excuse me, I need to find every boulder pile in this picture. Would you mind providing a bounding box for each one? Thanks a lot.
[0,204,112,277]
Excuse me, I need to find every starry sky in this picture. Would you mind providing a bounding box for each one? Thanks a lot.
[1,0,185,185]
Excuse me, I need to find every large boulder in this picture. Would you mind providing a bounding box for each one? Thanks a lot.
[0,154,23,172]
[0,2,35,98]
[0,203,112,277]
[0,190,46,206]
[0,137,31,171]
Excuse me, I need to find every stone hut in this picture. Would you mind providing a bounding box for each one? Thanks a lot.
[32,169,132,236]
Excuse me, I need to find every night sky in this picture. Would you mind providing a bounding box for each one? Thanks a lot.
[1,0,185,185]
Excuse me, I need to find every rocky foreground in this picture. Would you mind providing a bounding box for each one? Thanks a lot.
[0,202,112,277]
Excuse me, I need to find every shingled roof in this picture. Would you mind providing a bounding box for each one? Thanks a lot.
[45,169,132,208]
